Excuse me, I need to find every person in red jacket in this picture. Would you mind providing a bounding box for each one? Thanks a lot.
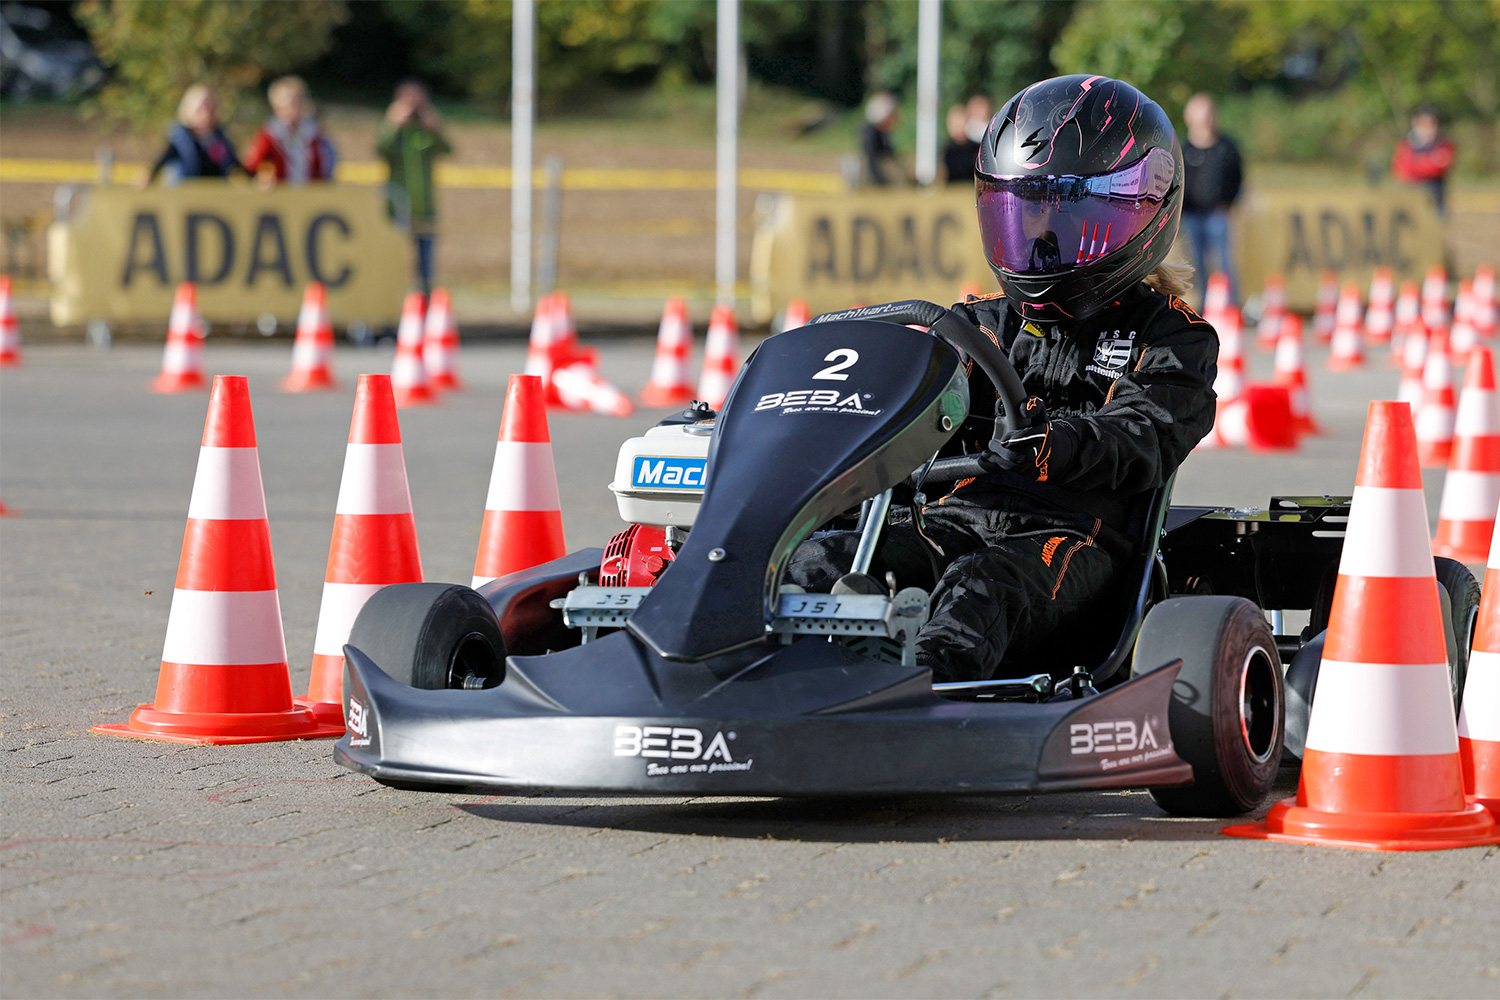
[243,76,337,186]
[1391,105,1456,215]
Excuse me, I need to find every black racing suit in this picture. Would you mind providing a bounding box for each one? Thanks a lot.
[786,283,1218,682]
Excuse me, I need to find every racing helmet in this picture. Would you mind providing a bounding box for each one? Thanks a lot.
[975,74,1184,323]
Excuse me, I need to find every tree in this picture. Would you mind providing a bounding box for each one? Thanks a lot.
[77,0,349,133]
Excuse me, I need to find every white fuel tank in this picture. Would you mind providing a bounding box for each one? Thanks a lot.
[609,421,712,527]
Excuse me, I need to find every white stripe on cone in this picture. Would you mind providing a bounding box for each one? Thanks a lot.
[161,589,288,665]
[187,448,269,520]
[312,581,387,656]
[485,442,562,512]
[162,343,201,372]
[1455,388,1500,435]
[1416,403,1456,446]
[1438,470,1500,521]
[335,443,415,515]
[1337,486,1438,577]
[1305,660,1461,756]
[1459,648,1500,741]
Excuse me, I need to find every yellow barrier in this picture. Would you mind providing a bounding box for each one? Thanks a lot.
[48,182,408,326]
[0,157,843,195]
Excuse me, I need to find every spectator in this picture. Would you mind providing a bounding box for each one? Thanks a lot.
[243,76,337,186]
[1180,93,1243,303]
[1392,105,1456,215]
[145,85,243,185]
[860,91,905,187]
[944,94,992,185]
[377,80,451,295]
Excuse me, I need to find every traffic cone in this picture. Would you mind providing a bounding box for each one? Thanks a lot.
[1450,279,1477,362]
[640,297,696,407]
[1417,329,1457,468]
[1311,270,1339,345]
[422,287,463,391]
[1392,280,1423,363]
[1433,347,1500,564]
[151,282,206,393]
[554,359,635,417]
[94,377,342,744]
[1203,271,1231,320]
[281,282,336,392]
[472,374,566,588]
[1273,314,1318,435]
[1224,400,1500,850]
[1472,265,1497,341]
[1397,322,1429,409]
[523,293,580,408]
[1327,282,1365,371]
[696,304,740,410]
[0,274,20,367]
[1210,305,1246,405]
[782,298,812,332]
[1364,267,1396,347]
[1459,522,1500,814]
[1422,265,1451,338]
[300,374,424,725]
[1255,273,1285,350]
[959,280,985,300]
[391,291,434,407]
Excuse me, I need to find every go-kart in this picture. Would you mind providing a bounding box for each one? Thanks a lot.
[333,301,1480,817]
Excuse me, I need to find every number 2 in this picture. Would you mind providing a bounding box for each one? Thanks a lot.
[813,348,859,381]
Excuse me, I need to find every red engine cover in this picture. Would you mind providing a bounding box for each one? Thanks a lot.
[600,524,676,586]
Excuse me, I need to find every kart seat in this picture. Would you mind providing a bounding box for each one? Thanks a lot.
[996,475,1174,686]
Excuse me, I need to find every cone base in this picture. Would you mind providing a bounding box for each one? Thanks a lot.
[93,702,344,745]
[151,372,206,393]
[1419,442,1454,467]
[294,697,347,728]
[641,384,696,408]
[393,387,436,407]
[1,356,21,368]
[1433,520,1494,564]
[1327,358,1365,372]
[429,374,463,391]
[1222,795,1500,851]
[281,371,337,392]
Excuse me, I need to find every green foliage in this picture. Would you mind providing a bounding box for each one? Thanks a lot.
[77,0,349,133]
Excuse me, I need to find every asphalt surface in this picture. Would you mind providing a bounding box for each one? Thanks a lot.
[2,337,1496,999]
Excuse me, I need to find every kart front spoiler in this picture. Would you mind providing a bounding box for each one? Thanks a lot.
[334,630,1194,797]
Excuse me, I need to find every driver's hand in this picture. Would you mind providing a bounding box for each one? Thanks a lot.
[990,397,1076,483]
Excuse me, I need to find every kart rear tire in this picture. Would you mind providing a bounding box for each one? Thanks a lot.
[1134,596,1284,817]
[1434,557,1480,715]
[347,583,507,691]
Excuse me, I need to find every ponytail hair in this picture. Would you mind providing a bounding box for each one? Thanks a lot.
[1142,240,1194,299]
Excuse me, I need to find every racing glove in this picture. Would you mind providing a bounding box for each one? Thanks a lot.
[990,397,1077,483]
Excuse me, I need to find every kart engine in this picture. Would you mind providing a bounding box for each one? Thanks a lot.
[600,524,676,586]
[602,409,712,586]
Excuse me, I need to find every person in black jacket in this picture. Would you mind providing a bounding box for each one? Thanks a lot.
[788,75,1218,684]
[145,85,244,185]
[1180,93,1243,303]
[859,92,906,186]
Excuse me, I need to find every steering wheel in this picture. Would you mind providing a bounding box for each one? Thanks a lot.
[810,300,1032,479]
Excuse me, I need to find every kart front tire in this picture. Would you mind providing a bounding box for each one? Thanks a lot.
[347,583,507,691]
[1434,557,1480,714]
[1134,596,1283,817]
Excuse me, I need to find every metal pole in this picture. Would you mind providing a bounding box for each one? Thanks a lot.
[915,0,941,187]
[510,0,535,314]
[715,0,740,305]
[537,155,563,297]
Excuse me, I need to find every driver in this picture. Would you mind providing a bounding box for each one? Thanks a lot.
[787,75,1218,684]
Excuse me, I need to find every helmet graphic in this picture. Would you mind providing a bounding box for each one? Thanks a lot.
[975,74,1184,323]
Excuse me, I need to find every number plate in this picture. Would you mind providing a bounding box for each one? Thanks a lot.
[558,586,651,627]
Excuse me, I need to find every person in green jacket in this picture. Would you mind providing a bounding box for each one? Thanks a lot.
[377,80,451,295]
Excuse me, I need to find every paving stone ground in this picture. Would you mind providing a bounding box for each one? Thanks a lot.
[2,339,1496,999]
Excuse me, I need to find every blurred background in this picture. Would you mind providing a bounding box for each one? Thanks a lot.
[1,0,1496,332]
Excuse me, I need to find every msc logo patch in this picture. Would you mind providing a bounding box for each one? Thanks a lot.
[1085,330,1137,378]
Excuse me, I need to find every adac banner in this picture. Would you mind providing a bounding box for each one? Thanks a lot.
[750,189,989,325]
[1234,185,1444,311]
[48,181,408,326]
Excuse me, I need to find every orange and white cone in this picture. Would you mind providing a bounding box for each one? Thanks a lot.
[1397,322,1429,409]
[523,293,581,408]
[696,304,740,410]
[1202,271,1231,321]
[300,374,425,725]
[94,376,341,744]
[391,291,435,407]
[782,298,812,332]
[1391,280,1423,362]
[1364,267,1396,347]
[422,287,463,391]
[281,282,336,392]
[1417,329,1457,468]
[1311,270,1339,345]
[151,282,207,393]
[554,359,634,417]
[641,297,696,407]
[1450,279,1477,362]
[1459,523,1500,814]
[1327,282,1365,371]
[0,274,21,367]
[473,374,567,588]
[1472,265,1497,341]
[1255,273,1285,350]
[1433,346,1500,563]
[1422,265,1451,339]
[1225,400,1500,850]
[1273,314,1317,435]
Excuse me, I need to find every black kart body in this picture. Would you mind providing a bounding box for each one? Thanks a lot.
[332,302,1405,811]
